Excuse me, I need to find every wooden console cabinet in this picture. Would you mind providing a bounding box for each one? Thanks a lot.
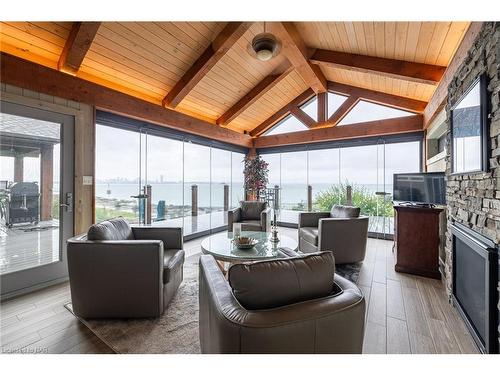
[394,205,443,279]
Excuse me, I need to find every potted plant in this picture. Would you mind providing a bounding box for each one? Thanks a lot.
[243,154,269,201]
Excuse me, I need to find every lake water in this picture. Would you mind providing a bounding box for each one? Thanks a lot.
[95,182,393,208]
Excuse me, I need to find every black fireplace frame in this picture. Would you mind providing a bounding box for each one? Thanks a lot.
[451,222,499,354]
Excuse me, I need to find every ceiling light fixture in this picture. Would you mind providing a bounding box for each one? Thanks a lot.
[252,33,278,61]
[250,22,280,61]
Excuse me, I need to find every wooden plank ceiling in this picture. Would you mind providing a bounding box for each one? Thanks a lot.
[0,21,470,136]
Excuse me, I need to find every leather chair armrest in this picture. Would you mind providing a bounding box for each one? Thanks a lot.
[298,212,330,228]
[132,226,183,250]
[228,208,242,231]
[261,206,272,232]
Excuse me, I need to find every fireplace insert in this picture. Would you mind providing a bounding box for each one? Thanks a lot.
[451,222,499,354]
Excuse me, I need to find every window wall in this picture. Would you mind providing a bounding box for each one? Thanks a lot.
[260,138,421,236]
[281,151,307,223]
[95,125,141,223]
[309,148,340,211]
[146,134,184,222]
[95,121,246,238]
[231,152,245,208]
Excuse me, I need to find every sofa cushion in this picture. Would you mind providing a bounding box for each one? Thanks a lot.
[87,217,134,241]
[299,227,319,246]
[240,201,266,221]
[228,251,335,310]
[330,205,361,218]
[163,249,185,284]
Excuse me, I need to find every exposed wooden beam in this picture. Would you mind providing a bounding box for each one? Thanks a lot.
[423,22,484,129]
[290,107,316,128]
[317,92,328,123]
[254,115,423,148]
[327,95,360,126]
[1,53,252,148]
[271,22,327,94]
[311,49,446,86]
[217,64,293,126]
[163,22,252,109]
[327,81,427,113]
[249,89,315,137]
[58,22,101,75]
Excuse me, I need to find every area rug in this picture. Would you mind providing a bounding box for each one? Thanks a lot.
[66,255,361,354]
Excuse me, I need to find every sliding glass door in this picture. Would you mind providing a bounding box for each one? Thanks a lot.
[145,134,184,223]
[231,152,245,208]
[184,141,211,235]
[281,151,307,224]
[340,144,381,235]
[309,148,340,211]
[95,119,247,239]
[0,101,74,297]
[211,148,231,229]
[95,125,141,223]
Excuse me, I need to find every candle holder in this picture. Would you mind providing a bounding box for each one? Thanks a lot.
[269,211,279,243]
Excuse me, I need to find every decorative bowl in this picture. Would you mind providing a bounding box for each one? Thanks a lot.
[232,236,258,250]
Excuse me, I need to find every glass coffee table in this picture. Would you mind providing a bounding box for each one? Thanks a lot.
[201,231,298,264]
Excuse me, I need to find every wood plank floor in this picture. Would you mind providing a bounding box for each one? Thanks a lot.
[357,234,479,354]
[0,227,479,354]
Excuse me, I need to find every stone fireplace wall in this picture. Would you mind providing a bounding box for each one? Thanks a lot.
[444,22,500,346]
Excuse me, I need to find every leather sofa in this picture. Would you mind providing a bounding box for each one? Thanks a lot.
[298,205,369,264]
[227,201,271,232]
[67,217,184,318]
[199,252,366,353]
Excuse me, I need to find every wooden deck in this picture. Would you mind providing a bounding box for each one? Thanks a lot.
[0,227,478,354]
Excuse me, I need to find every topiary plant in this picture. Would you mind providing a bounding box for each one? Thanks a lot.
[243,154,269,201]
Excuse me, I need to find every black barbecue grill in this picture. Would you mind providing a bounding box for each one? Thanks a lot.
[4,182,40,227]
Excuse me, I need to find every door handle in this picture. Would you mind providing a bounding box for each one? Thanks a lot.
[60,192,73,213]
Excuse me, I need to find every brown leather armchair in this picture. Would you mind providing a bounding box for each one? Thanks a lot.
[298,205,369,264]
[67,217,184,319]
[227,201,271,232]
[198,252,366,354]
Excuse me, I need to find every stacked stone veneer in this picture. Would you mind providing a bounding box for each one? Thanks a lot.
[444,22,500,347]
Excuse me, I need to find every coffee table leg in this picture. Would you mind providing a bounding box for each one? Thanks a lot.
[216,260,228,276]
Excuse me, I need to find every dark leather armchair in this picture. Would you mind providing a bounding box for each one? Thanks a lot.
[199,252,366,354]
[298,205,369,264]
[228,201,271,232]
[67,217,184,319]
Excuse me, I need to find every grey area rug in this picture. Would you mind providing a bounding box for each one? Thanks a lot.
[66,255,361,354]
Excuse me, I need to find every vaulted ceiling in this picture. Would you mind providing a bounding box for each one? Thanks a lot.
[0,21,470,136]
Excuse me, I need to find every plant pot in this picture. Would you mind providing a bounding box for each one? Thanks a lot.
[246,191,257,201]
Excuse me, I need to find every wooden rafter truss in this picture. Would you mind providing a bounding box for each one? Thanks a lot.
[250,81,427,137]
[5,21,481,148]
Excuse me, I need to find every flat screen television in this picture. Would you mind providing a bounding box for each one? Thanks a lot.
[393,172,446,205]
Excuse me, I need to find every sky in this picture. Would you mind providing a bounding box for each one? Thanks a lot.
[266,95,414,136]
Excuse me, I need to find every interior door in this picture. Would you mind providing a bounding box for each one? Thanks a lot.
[0,101,74,298]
